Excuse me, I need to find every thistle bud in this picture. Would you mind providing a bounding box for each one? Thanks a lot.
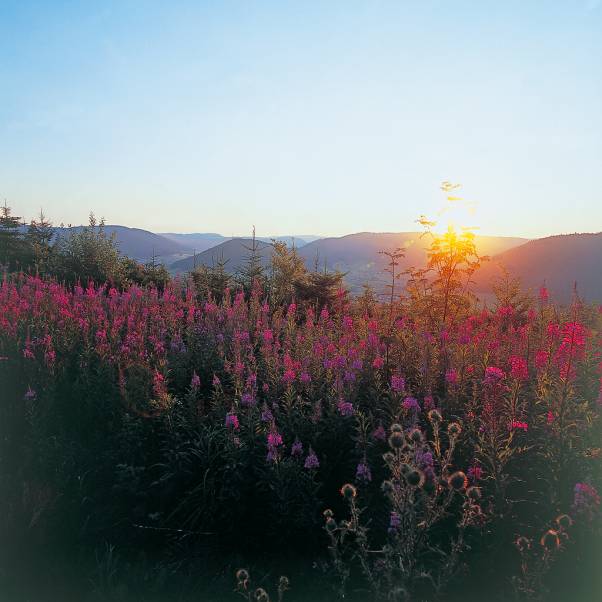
[325,517,337,532]
[406,468,425,488]
[428,409,442,424]
[449,471,468,491]
[390,423,404,433]
[236,569,250,588]
[555,514,573,530]
[540,529,560,551]
[447,422,462,438]
[515,536,531,553]
[340,483,357,500]
[408,428,424,444]
[382,452,395,464]
[254,587,270,602]
[389,432,405,449]
[466,486,482,501]
[381,480,394,494]
[323,508,334,519]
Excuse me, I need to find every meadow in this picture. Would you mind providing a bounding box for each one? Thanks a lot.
[0,216,600,601]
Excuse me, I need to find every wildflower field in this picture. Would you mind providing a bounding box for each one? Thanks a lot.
[1,259,600,601]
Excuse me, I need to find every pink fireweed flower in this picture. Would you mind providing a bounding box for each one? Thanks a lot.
[391,375,405,393]
[535,350,549,370]
[509,356,528,381]
[468,465,483,481]
[337,400,354,417]
[282,369,296,385]
[225,413,239,430]
[190,371,201,390]
[262,329,274,343]
[484,366,505,385]
[23,387,37,401]
[547,410,555,425]
[267,431,283,448]
[300,371,311,384]
[445,368,458,385]
[212,374,221,387]
[372,356,384,369]
[510,420,528,432]
[539,285,549,303]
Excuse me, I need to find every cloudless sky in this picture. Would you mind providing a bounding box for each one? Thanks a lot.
[1,1,601,237]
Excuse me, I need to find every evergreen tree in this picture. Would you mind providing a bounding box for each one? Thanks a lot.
[26,209,55,273]
[0,202,27,270]
[238,226,266,293]
[52,213,123,285]
[269,239,307,306]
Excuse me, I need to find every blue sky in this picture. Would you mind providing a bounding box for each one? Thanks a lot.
[1,1,601,237]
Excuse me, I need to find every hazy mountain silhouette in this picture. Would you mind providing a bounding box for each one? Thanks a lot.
[52,225,194,263]
[170,238,273,273]
[296,232,529,293]
[472,232,602,302]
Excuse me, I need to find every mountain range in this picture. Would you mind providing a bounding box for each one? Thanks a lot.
[44,224,602,302]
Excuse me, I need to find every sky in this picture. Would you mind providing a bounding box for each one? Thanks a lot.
[1,1,601,238]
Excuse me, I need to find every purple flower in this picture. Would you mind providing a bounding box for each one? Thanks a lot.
[190,372,201,390]
[337,400,354,417]
[355,462,372,483]
[304,447,320,469]
[402,396,420,411]
[572,482,600,521]
[241,392,256,407]
[291,439,304,457]
[212,374,221,387]
[225,413,239,430]
[423,395,435,410]
[391,375,405,393]
[261,405,274,422]
[23,387,36,401]
[415,450,434,469]
[388,511,401,533]
[300,372,311,384]
[372,425,386,441]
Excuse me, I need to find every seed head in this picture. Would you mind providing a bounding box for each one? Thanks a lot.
[447,422,462,438]
[449,471,468,491]
[406,468,425,488]
[540,529,561,551]
[389,432,405,449]
[254,587,270,602]
[555,514,573,530]
[428,409,442,424]
[236,569,249,586]
[467,486,482,501]
[515,536,531,553]
[381,480,394,494]
[340,483,357,500]
[408,428,424,444]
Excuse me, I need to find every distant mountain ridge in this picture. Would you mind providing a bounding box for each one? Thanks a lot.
[28,221,600,302]
[472,232,602,302]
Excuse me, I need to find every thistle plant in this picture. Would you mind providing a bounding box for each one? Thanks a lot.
[323,416,487,600]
